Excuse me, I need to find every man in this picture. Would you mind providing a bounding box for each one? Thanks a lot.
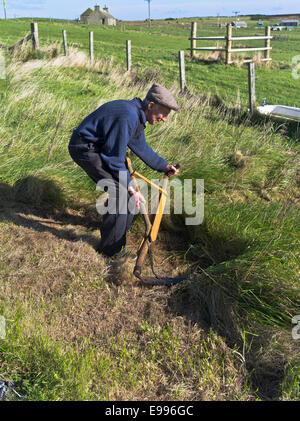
[68,83,179,258]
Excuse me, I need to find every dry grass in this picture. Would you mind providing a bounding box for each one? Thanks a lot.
[0,184,255,400]
[1,179,297,400]
[194,46,270,68]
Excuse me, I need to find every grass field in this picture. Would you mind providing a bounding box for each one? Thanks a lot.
[1,16,300,107]
[0,16,299,401]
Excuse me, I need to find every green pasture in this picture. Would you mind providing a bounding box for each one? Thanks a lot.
[1,17,300,107]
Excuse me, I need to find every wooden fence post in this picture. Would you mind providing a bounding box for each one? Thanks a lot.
[89,31,94,63]
[248,62,256,114]
[62,30,68,56]
[30,23,39,51]
[226,23,232,64]
[264,26,271,65]
[126,40,131,71]
[179,50,185,92]
[190,22,197,58]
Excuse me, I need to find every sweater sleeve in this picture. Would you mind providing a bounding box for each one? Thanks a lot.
[128,130,168,172]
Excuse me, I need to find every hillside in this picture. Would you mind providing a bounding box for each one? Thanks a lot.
[0,19,299,401]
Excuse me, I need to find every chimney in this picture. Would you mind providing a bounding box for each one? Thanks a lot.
[95,5,100,12]
[103,5,109,12]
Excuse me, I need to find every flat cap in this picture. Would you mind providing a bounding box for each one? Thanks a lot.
[145,83,179,112]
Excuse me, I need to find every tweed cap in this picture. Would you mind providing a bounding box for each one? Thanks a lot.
[145,83,179,112]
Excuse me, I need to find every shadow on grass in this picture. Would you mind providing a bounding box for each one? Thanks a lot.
[0,177,100,249]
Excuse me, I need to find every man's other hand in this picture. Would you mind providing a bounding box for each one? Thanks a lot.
[165,164,179,177]
[128,189,146,210]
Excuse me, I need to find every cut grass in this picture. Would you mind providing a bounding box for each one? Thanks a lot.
[0,216,254,401]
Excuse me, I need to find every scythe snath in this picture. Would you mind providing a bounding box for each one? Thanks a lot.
[126,156,188,286]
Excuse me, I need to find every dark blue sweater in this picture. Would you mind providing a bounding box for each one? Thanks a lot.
[74,97,168,184]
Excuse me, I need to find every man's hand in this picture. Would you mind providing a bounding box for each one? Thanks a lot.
[128,188,146,210]
[165,164,180,177]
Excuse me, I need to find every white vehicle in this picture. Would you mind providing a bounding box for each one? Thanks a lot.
[271,24,284,31]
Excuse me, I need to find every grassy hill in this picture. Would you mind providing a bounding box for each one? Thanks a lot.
[0,17,299,401]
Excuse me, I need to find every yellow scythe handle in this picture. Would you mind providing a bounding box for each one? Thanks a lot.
[150,163,181,241]
[125,156,180,276]
[126,156,152,273]
[150,175,169,242]
[125,156,169,242]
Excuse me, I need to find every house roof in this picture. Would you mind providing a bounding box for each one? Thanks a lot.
[99,10,115,19]
[81,8,93,17]
[80,6,116,20]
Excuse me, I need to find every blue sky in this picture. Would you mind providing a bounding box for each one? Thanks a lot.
[1,0,299,21]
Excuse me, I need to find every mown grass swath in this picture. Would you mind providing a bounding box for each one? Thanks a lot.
[0,17,299,401]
